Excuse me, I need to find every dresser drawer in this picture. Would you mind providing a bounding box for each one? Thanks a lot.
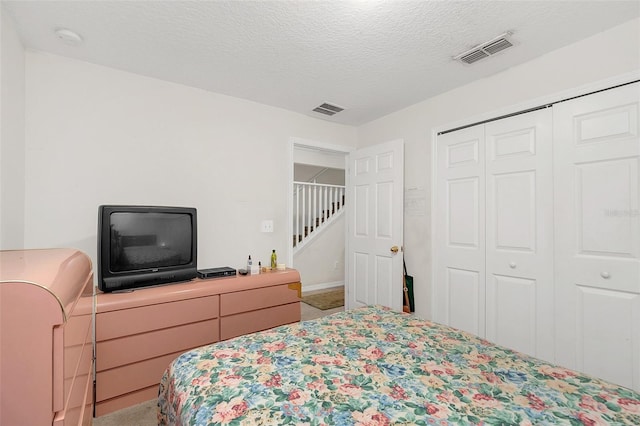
[96,319,218,371]
[54,358,93,426]
[65,312,92,347]
[62,319,92,414]
[64,314,92,380]
[96,350,188,402]
[221,302,300,340]
[56,355,92,426]
[96,295,219,341]
[220,284,300,316]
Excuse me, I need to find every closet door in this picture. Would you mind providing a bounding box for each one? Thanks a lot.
[554,83,640,391]
[484,109,555,362]
[434,125,486,336]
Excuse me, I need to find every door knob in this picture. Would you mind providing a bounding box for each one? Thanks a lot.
[601,272,610,279]
[390,246,399,253]
[509,262,517,269]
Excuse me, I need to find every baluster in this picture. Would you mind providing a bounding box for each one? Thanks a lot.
[307,185,312,235]
[331,187,336,214]
[313,184,317,229]
[300,185,307,240]
[293,185,300,246]
[323,185,327,223]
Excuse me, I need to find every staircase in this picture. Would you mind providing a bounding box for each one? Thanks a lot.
[293,182,345,252]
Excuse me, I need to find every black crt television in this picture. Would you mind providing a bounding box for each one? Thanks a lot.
[98,205,197,292]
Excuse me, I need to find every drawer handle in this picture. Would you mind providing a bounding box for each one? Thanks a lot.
[509,262,517,269]
[600,271,610,279]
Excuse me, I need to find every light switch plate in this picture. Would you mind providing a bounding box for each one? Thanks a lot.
[261,220,274,233]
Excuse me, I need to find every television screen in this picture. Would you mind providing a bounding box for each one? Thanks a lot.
[98,205,197,292]
[109,212,193,272]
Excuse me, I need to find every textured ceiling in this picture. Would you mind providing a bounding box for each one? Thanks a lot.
[3,1,640,125]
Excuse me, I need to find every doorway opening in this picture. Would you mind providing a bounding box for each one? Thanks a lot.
[287,138,351,296]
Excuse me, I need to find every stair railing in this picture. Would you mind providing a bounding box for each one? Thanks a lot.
[293,182,345,250]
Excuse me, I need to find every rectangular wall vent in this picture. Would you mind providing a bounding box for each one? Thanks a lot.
[483,37,513,55]
[459,49,490,64]
[313,102,345,116]
[455,32,514,65]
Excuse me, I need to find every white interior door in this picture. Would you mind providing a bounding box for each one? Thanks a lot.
[346,140,404,311]
[484,109,554,362]
[554,82,640,391]
[433,125,486,336]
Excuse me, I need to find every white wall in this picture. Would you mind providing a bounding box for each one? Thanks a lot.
[294,165,344,185]
[0,8,26,249]
[293,146,346,169]
[23,52,357,276]
[294,214,345,292]
[358,18,640,320]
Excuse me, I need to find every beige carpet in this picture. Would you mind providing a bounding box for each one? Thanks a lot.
[301,287,344,310]
[93,400,157,426]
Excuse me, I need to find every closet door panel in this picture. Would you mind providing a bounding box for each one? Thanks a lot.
[486,274,536,356]
[447,268,481,335]
[447,178,480,248]
[576,287,640,389]
[434,125,486,336]
[577,159,638,264]
[485,109,554,362]
[554,82,640,391]
[493,171,535,251]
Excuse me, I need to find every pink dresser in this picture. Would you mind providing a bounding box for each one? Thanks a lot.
[94,269,301,416]
[0,249,94,426]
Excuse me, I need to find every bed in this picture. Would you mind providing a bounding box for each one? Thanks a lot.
[158,305,640,425]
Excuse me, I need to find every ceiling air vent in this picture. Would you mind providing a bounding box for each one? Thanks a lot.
[313,102,344,116]
[454,32,514,65]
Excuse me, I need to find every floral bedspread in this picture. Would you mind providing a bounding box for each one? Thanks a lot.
[158,305,640,425]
